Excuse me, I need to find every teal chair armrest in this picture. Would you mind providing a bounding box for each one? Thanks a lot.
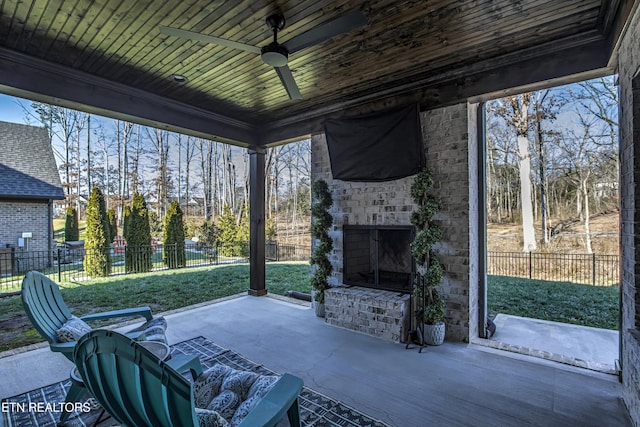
[80,306,153,322]
[166,353,203,380]
[237,373,303,427]
[50,341,77,356]
[123,330,146,340]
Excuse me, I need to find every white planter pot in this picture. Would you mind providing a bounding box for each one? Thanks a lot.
[314,302,325,318]
[423,321,445,345]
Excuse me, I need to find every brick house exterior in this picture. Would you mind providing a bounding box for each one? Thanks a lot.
[0,121,64,255]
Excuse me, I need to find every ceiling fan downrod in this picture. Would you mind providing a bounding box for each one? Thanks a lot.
[261,14,289,67]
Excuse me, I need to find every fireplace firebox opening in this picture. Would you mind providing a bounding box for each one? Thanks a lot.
[343,225,415,293]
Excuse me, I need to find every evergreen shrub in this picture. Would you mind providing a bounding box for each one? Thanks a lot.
[163,200,186,268]
[64,206,79,242]
[124,192,152,273]
[83,187,111,277]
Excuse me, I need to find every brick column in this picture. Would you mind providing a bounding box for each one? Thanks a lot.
[618,5,640,423]
[421,104,475,342]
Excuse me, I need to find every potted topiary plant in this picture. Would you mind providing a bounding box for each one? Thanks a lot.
[410,167,446,345]
[310,179,333,317]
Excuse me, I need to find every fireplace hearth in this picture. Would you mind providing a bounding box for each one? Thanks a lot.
[343,225,414,293]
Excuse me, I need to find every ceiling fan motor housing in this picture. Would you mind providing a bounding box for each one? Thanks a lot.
[261,43,289,67]
[266,14,286,32]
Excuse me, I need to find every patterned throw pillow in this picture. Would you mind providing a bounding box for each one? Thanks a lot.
[230,375,279,426]
[130,316,168,344]
[195,408,230,427]
[55,316,92,343]
[193,363,280,426]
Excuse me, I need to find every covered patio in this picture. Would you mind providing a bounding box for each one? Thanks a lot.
[2,0,640,425]
[0,295,631,426]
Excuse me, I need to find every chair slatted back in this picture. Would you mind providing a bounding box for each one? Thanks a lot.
[74,330,198,427]
[21,271,72,348]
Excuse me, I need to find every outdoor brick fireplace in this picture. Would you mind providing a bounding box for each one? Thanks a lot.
[311,137,418,343]
[311,103,478,344]
[343,225,414,293]
[326,225,415,343]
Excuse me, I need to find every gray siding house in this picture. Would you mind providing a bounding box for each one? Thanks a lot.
[0,121,64,256]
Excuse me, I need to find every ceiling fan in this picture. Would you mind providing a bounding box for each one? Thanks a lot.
[159,11,367,100]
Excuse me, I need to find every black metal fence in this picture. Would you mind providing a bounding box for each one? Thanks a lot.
[265,241,311,262]
[488,251,619,286]
[1,244,617,293]
[0,241,310,294]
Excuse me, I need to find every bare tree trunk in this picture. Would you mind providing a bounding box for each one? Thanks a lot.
[213,142,220,217]
[131,125,142,195]
[225,147,236,211]
[147,128,170,218]
[122,123,133,201]
[87,115,91,191]
[207,141,213,220]
[221,144,228,210]
[535,103,549,245]
[518,134,536,251]
[486,139,495,221]
[104,144,110,210]
[576,189,583,221]
[116,121,123,221]
[265,147,274,219]
[274,148,280,215]
[243,151,249,211]
[514,95,537,252]
[199,139,207,220]
[582,173,593,253]
[184,136,196,217]
[76,121,81,214]
[198,138,214,221]
[293,144,301,244]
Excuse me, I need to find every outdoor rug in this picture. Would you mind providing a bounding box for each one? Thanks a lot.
[2,336,390,427]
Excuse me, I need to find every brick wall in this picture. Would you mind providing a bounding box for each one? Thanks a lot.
[325,287,411,343]
[311,134,415,286]
[618,5,640,424]
[0,201,53,253]
[421,104,475,342]
[311,102,475,342]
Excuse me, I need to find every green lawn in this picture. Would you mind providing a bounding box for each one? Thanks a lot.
[0,262,311,352]
[488,275,619,330]
[0,267,619,353]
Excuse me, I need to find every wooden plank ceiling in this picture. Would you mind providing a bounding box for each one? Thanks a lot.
[0,0,630,145]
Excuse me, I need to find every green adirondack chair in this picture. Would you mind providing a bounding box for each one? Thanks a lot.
[21,270,164,425]
[73,329,303,427]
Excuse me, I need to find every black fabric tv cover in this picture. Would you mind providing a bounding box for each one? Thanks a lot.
[324,104,423,182]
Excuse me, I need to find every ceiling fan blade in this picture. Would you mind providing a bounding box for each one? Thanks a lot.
[159,26,261,54]
[274,66,302,100]
[283,10,367,54]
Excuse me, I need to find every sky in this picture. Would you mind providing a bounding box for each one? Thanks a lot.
[0,93,31,124]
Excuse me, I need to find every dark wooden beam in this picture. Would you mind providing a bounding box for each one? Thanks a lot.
[601,0,640,67]
[597,0,623,35]
[248,147,267,296]
[259,34,612,145]
[0,47,257,147]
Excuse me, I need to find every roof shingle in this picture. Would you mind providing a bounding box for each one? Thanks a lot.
[0,121,65,200]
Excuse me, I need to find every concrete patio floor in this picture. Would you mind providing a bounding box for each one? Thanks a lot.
[478,313,619,374]
[0,295,631,427]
